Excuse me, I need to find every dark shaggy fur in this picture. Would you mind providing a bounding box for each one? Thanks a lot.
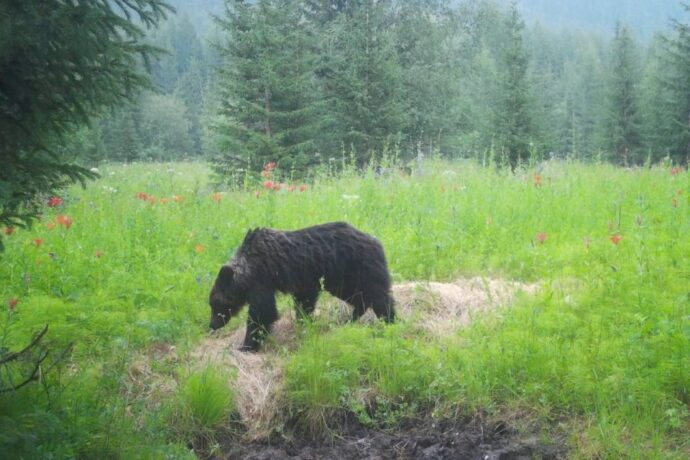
[208,222,395,351]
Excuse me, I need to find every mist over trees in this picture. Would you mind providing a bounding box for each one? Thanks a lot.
[68,0,690,176]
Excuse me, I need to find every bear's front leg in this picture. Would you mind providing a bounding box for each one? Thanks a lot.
[240,288,278,352]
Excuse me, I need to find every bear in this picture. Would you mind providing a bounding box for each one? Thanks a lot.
[208,221,395,351]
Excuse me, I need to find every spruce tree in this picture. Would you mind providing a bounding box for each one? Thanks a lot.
[315,0,404,164]
[662,3,690,164]
[0,0,170,249]
[606,22,642,165]
[393,0,461,156]
[213,0,320,180]
[495,2,534,171]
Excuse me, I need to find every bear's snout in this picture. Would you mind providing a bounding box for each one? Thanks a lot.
[209,312,228,331]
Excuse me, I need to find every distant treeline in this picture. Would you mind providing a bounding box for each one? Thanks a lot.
[69,0,690,175]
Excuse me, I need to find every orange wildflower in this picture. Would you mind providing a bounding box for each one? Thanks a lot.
[533,174,542,187]
[211,192,222,202]
[195,244,205,253]
[535,232,547,245]
[7,298,18,311]
[173,194,184,203]
[610,234,623,245]
[33,239,43,247]
[47,196,63,207]
[299,185,307,192]
[56,215,73,229]
[95,250,103,258]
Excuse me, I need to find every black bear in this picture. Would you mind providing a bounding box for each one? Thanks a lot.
[208,222,395,351]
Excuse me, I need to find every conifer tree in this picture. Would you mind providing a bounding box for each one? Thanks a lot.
[662,3,690,164]
[495,2,534,171]
[314,0,405,164]
[212,0,320,180]
[606,22,642,165]
[0,0,170,249]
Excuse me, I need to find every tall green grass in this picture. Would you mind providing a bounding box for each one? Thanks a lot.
[0,160,688,457]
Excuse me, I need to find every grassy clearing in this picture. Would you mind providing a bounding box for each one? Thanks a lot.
[0,160,688,458]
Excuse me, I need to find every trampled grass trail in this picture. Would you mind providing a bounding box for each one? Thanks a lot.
[0,160,688,458]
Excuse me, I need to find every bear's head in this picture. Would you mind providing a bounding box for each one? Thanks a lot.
[208,264,247,330]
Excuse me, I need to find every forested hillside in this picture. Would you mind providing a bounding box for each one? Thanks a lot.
[72,0,690,173]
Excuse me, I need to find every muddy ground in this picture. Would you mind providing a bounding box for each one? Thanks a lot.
[217,416,566,459]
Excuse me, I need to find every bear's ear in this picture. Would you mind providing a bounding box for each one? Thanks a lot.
[217,264,234,285]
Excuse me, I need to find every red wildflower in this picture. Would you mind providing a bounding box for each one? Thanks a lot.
[211,192,222,202]
[535,232,547,245]
[33,239,43,247]
[533,174,542,188]
[670,166,683,176]
[47,196,63,207]
[7,298,18,311]
[610,234,623,245]
[299,185,307,192]
[3,227,15,235]
[56,215,73,229]
[263,180,274,189]
[136,192,149,201]
[195,244,205,254]
[264,162,277,171]
[95,250,103,258]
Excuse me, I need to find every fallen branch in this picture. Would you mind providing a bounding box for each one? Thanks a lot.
[0,324,72,393]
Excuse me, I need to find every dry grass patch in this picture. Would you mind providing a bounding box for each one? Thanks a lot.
[128,277,538,439]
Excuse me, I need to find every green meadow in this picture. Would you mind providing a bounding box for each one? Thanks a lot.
[0,160,688,458]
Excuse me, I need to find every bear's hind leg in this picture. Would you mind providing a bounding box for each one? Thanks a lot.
[241,288,278,352]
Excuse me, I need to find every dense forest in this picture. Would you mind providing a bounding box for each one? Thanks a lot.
[66,0,690,176]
